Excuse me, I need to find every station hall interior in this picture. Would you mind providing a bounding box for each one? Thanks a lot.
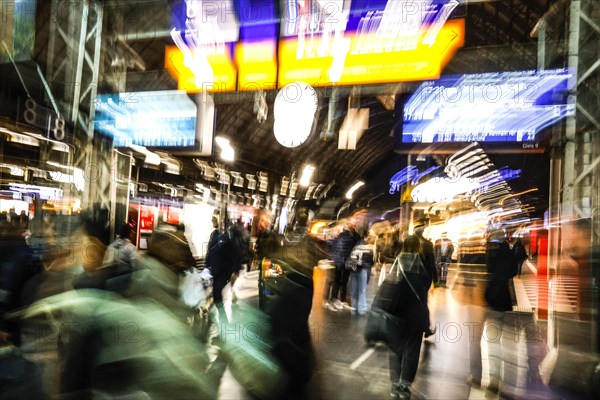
[1,0,600,399]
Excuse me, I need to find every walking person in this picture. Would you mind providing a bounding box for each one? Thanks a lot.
[206,216,220,268]
[329,220,360,310]
[387,235,431,399]
[512,237,528,278]
[227,219,246,302]
[349,229,374,316]
[474,229,517,393]
[413,224,438,337]
[206,217,235,324]
[381,228,402,272]
[437,232,454,286]
[102,224,140,274]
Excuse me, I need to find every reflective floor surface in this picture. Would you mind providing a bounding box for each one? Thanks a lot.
[213,260,587,399]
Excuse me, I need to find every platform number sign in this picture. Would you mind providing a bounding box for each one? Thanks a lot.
[23,98,66,141]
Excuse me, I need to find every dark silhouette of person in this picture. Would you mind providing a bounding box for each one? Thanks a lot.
[205,216,220,269]
[330,220,360,310]
[485,230,516,312]
[388,235,430,399]
[414,224,438,338]
[512,237,528,278]
[470,229,516,393]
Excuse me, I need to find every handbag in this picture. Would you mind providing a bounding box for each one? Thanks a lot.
[364,306,405,343]
[345,243,372,271]
[345,257,359,271]
[364,255,425,344]
[365,257,403,343]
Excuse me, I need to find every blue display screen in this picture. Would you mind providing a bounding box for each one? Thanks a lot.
[280,0,458,37]
[401,68,575,143]
[94,91,197,147]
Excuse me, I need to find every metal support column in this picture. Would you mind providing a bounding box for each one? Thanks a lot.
[45,0,111,222]
[109,150,133,241]
[562,0,580,220]
[46,0,103,136]
[542,2,600,388]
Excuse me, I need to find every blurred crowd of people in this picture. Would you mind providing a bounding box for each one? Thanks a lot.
[0,207,317,399]
[2,202,595,399]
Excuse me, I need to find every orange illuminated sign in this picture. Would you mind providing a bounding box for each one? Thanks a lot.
[278,19,465,87]
[235,41,277,90]
[164,45,237,92]
[165,19,465,92]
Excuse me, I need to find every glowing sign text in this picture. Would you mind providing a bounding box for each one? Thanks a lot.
[402,68,575,143]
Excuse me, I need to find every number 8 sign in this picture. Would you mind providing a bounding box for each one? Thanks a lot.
[23,98,66,141]
[52,117,66,140]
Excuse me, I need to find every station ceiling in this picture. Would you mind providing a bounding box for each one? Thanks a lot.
[21,0,561,202]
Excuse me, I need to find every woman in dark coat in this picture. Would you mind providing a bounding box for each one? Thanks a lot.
[388,235,430,399]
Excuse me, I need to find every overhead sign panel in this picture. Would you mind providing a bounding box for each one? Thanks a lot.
[168,0,239,92]
[280,0,458,37]
[278,18,464,86]
[278,0,463,86]
[402,68,575,143]
[166,0,463,91]
[236,0,278,90]
[94,91,197,147]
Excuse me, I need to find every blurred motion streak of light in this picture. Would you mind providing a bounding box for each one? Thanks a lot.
[389,166,419,194]
[411,176,480,203]
[499,188,539,206]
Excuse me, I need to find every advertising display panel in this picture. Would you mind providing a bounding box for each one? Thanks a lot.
[167,0,239,92]
[165,45,237,92]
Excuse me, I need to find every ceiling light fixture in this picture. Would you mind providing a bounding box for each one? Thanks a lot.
[346,181,365,199]
[215,136,235,162]
[299,165,315,187]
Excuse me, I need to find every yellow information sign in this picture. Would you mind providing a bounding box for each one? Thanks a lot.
[235,41,277,91]
[278,19,465,87]
[164,45,237,92]
[164,19,465,92]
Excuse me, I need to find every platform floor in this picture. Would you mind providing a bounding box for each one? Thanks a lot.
[215,262,585,400]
